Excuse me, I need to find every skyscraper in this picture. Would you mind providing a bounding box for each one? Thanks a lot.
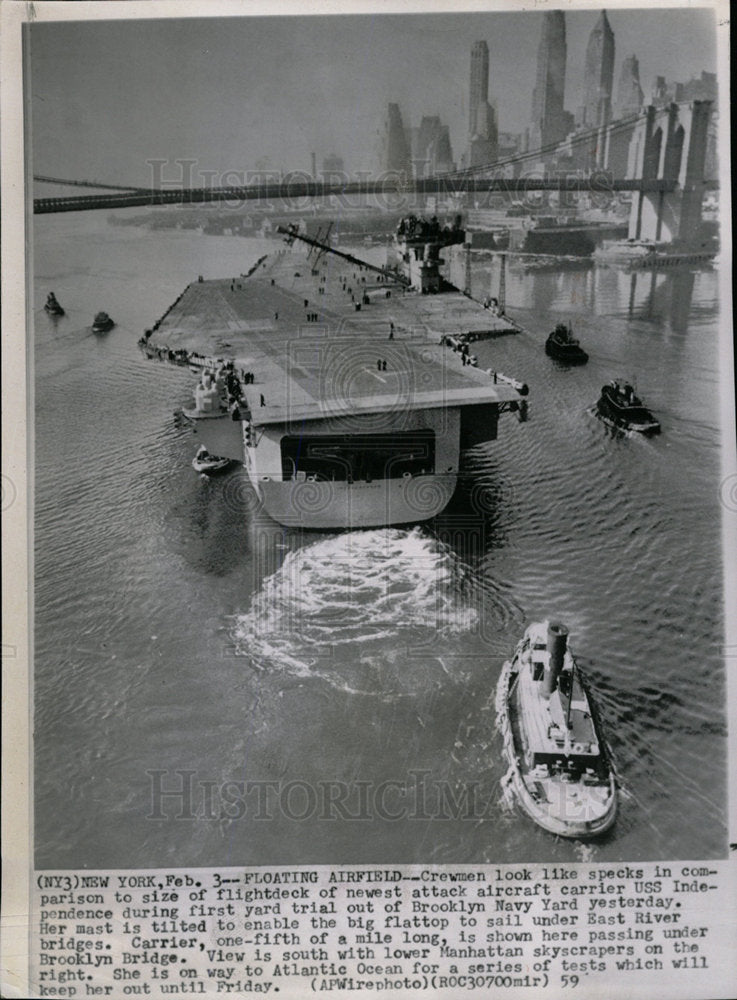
[582,10,615,127]
[615,55,644,119]
[469,41,489,135]
[468,103,498,168]
[466,39,498,167]
[652,76,668,105]
[607,54,643,177]
[432,125,455,174]
[382,103,412,177]
[411,116,456,177]
[529,11,569,152]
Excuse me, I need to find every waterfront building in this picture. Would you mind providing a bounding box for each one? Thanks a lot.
[651,70,717,108]
[322,153,345,177]
[682,70,717,102]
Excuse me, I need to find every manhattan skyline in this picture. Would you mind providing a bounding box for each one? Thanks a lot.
[29,7,718,188]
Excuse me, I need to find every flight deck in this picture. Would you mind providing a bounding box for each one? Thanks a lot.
[149,243,523,426]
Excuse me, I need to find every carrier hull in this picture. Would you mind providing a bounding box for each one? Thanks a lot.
[241,407,461,528]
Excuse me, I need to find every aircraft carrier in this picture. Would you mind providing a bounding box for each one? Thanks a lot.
[142,217,529,528]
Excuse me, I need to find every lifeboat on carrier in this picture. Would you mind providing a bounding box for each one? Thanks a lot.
[92,311,115,333]
[495,621,618,839]
[545,323,588,364]
[595,379,660,435]
[192,445,232,475]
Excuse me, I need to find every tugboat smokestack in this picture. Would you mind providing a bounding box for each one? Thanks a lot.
[543,622,569,697]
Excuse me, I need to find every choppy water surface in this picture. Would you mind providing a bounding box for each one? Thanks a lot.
[33,212,726,868]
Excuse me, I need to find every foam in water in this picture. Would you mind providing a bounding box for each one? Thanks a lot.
[232,527,477,691]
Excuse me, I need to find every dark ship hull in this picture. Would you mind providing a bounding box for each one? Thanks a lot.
[45,294,65,317]
[545,328,588,364]
[523,227,596,257]
[92,313,115,334]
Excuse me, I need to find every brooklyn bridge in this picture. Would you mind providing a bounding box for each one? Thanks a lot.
[33,173,678,214]
[34,100,716,245]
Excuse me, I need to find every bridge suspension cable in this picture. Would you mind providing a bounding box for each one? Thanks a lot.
[442,111,645,181]
[33,174,146,192]
[451,100,714,180]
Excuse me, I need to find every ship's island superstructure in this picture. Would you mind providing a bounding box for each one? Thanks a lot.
[142,217,528,528]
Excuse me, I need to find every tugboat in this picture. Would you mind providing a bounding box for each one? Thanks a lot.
[44,292,65,317]
[545,323,588,364]
[92,311,115,333]
[496,621,617,838]
[596,379,660,435]
[192,444,232,475]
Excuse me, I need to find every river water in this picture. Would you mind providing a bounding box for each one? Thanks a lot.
[32,210,727,869]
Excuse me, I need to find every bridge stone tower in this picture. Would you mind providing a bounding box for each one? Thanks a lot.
[627,100,712,244]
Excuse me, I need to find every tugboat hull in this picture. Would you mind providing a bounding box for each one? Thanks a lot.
[92,312,115,334]
[545,339,588,364]
[544,326,588,364]
[596,382,660,435]
[595,408,661,436]
[45,293,65,317]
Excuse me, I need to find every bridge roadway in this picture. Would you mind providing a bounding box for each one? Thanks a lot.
[148,245,522,427]
[34,175,695,214]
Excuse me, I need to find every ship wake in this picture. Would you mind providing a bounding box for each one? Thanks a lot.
[231,527,477,695]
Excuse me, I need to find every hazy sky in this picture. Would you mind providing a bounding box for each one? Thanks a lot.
[28,7,718,187]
